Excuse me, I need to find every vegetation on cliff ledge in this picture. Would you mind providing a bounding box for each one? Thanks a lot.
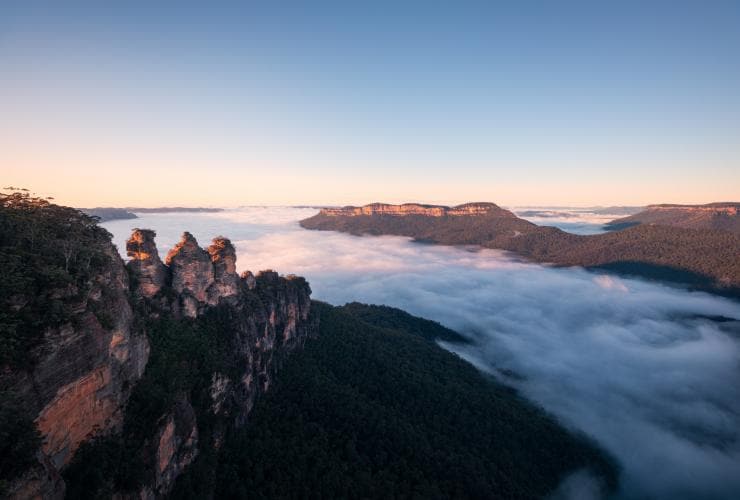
[0,190,115,367]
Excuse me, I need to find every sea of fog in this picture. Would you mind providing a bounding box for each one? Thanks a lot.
[511,206,638,234]
[103,207,740,500]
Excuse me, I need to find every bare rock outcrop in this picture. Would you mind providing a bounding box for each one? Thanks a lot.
[128,232,248,317]
[126,229,168,298]
[166,232,214,301]
[207,236,240,303]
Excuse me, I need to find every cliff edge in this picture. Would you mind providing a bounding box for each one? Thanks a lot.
[0,193,314,498]
[319,202,516,218]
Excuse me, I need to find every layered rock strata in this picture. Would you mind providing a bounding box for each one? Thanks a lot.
[320,202,515,217]
[3,244,149,499]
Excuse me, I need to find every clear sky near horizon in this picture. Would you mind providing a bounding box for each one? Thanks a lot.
[1,1,739,207]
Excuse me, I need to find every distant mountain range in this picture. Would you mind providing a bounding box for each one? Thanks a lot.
[605,202,740,234]
[81,207,224,222]
[301,202,740,298]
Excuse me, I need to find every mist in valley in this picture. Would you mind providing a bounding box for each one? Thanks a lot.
[104,207,740,499]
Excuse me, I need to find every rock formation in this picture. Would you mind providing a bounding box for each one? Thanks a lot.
[126,229,168,298]
[165,232,214,317]
[207,236,240,303]
[4,222,314,498]
[123,232,313,497]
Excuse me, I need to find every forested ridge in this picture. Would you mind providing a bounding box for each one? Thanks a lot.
[301,210,740,297]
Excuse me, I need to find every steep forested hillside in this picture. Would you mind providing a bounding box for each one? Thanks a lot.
[200,302,617,500]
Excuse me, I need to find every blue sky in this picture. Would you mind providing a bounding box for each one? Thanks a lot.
[1,1,739,206]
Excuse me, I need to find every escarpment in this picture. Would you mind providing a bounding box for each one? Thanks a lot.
[1,200,149,499]
[1,196,314,499]
[319,202,516,218]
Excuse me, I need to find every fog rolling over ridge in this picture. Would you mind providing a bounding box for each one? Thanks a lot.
[511,206,644,234]
[104,207,740,499]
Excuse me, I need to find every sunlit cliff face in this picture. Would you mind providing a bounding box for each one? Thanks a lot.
[103,207,740,499]
[320,202,512,217]
[648,204,738,215]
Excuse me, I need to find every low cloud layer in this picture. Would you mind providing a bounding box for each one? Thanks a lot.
[105,207,740,499]
[512,206,629,234]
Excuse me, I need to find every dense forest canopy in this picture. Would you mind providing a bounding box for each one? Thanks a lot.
[64,302,617,499]
[203,302,616,499]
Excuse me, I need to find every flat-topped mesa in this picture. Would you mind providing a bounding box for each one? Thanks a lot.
[126,228,168,298]
[646,203,739,216]
[450,202,513,216]
[319,202,513,217]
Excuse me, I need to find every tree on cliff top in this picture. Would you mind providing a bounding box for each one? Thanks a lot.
[0,189,113,366]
